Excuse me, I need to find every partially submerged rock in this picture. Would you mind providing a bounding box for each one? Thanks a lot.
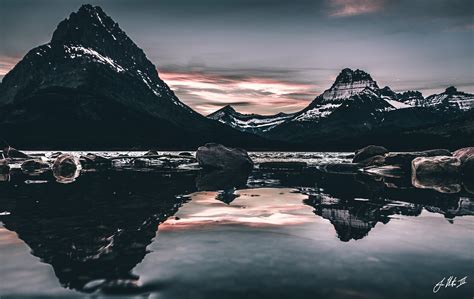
[454,147,474,163]
[259,161,307,171]
[357,155,386,167]
[0,159,9,174]
[384,149,451,171]
[3,147,32,159]
[411,156,462,193]
[320,163,360,174]
[80,153,112,169]
[21,159,50,172]
[53,154,81,184]
[352,145,388,163]
[196,143,253,171]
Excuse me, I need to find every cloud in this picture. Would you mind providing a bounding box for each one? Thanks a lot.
[159,67,321,115]
[329,0,386,17]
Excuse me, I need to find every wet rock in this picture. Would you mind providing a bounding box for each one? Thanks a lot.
[21,159,50,172]
[53,154,81,184]
[196,169,250,191]
[358,155,386,167]
[454,147,474,163]
[411,156,462,193]
[352,145,388,163]
[461,156,474,178]
[3,146,32,159]
[80,153,112,169]
[0,159,9,174]
[259,161,307,170]
[179,152,193,157]
[385,149,452,170]
[196,143,253,170]
[320,163,360,174]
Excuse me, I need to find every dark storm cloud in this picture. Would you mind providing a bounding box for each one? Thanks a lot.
[0,0,473,114]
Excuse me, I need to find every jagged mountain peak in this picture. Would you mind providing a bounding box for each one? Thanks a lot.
[333,68,374,85]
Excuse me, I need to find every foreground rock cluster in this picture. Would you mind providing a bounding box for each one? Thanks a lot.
[352,145,473,193]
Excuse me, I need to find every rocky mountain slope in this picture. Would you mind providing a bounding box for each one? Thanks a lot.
[0,5,270,149]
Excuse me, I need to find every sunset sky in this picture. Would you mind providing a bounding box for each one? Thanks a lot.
[1,0,473,115]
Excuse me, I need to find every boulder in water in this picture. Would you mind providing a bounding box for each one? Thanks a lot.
[385,149,452,170]
[411,156,461,193]
[454,147,474,163]
[53,154,81,183]
[196,143,253,170]
[80,153,112,169]
[352,145,388,163]
[0,159,10,174]
[358,155,386,167]
[3,147,32,159]
[21,159,50,172]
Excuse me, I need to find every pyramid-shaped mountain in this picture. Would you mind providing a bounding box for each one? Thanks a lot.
[0,5,268,149]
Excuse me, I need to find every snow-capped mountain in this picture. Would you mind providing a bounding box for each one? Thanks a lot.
[207,105,295,134]
[291,68,409,122]
[396,90,425,107]
[423,86,474,111]
[0,5,268,149]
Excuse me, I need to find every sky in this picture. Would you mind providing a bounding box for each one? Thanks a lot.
[0,0,473,115]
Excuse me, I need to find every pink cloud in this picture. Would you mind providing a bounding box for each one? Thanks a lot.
[329,0,385,17]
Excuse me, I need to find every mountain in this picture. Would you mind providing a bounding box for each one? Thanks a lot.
[207,105,295,134]
[423,86,474,111]
[0,5,270,149]
[290,68,410,123]
[264,69,472,150]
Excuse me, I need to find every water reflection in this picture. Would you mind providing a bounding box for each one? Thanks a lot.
[0,162,473,297]
[0,170,196,293]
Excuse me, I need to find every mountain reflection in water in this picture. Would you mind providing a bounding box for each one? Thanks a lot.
[0,154,473,298]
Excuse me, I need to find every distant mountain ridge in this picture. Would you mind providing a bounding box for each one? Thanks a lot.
[207,68,473,149]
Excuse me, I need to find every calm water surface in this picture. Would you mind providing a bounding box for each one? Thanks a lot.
[0,152,472,298]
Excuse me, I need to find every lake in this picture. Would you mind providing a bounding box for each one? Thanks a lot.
[0,152,472,298]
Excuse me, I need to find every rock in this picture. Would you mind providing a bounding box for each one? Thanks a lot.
[385,149,452,170]
[3,147,32,159]
[144,150,159,156]
[352,145,388,163]
[320,163,360,174]
[53,154,81,184]
[358,155,385,167]
[411,156,462,193]
[454,147,474,163]
[80,153,112,169]
[179,152,193,157]
[0,159,9,174]
[196,143,253,170]
[461,156,474,178]
[259,161,307,170]
[21,159,50,172]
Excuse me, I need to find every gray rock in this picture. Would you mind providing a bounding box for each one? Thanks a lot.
[196,143,253,170]
[80,153,112,169]
[3,147,32,159]
[259,161,307,170]
[352,145,388,163]
[358,155,386,167]
[53,154,81,184]
[21,159,50,172]
[0,159,10,174]
[454,147,474,163]
[411,156,462,193]
[385,149,452,170]
[461,156,474,178]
